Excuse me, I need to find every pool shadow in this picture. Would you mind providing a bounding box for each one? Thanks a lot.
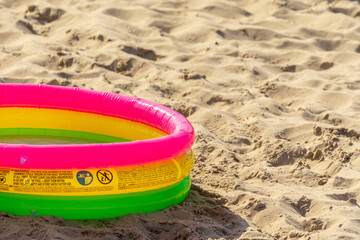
[0,184,250,240]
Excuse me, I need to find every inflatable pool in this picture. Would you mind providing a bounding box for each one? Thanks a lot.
[0,84,195,219]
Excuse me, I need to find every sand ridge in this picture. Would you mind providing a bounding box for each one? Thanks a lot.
[0,0,360,239]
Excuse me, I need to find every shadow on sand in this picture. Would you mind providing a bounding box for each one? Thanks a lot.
[0,184,249,240]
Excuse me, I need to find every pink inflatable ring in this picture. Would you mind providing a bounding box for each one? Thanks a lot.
[0,84,195,169]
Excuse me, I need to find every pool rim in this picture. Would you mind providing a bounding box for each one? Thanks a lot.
[0,84,195,169]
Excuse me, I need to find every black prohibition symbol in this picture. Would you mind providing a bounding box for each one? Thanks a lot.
[96,170,113,184]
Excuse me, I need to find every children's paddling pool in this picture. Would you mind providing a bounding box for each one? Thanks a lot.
[0,84,194,219]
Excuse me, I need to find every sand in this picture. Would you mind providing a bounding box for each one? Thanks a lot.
[0,0,360,239]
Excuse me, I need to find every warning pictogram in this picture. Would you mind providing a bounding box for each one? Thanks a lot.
[97,170,113,184]
[0,176,6,184]
[76,171,93,186]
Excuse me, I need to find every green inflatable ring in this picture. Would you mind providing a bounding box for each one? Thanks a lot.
[0,176,191,219]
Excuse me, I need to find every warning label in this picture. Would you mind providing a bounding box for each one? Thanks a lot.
[0,150,194,196]
[0,168,115,195]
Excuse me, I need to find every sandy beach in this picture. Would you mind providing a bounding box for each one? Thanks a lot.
[0,0,360,239]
